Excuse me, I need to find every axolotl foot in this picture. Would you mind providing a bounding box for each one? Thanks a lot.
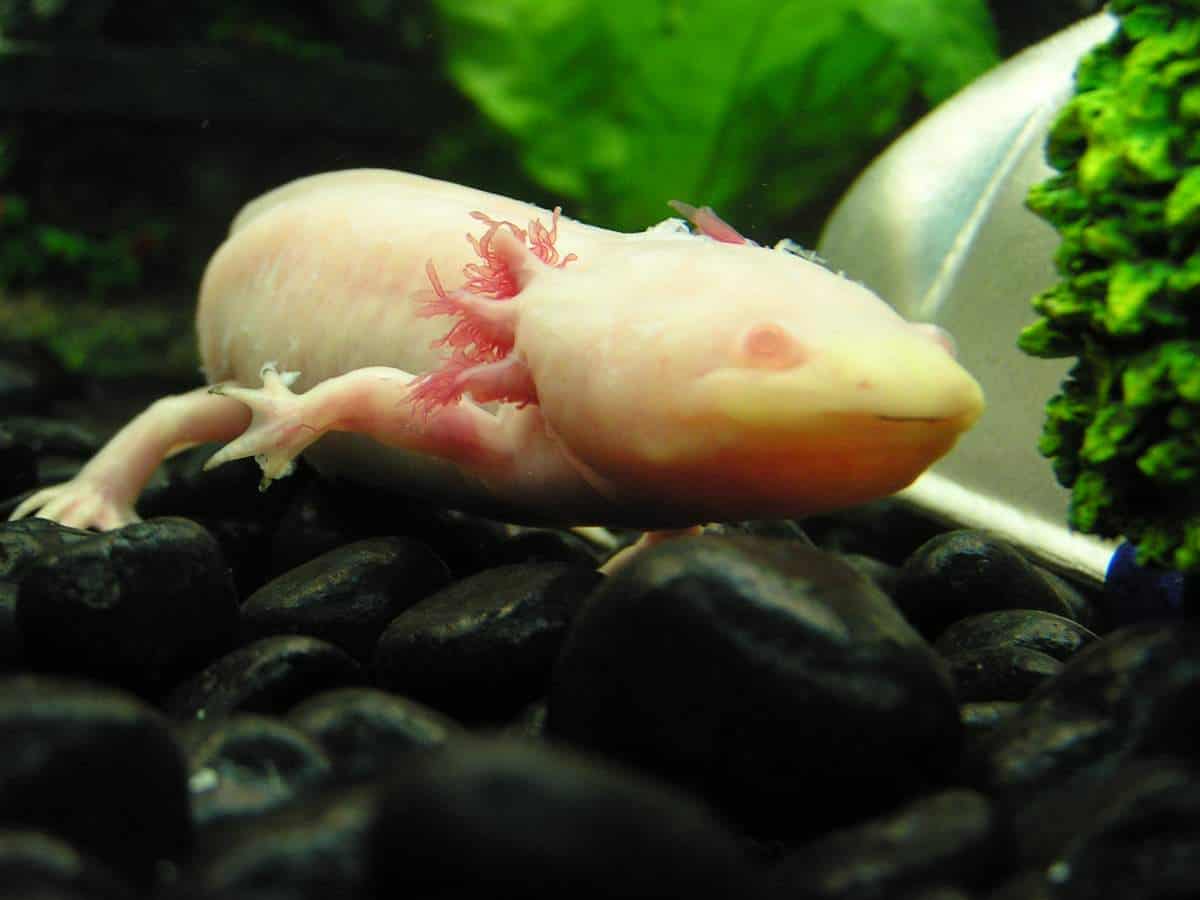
[10,481,142,531]
[205,362,325,489]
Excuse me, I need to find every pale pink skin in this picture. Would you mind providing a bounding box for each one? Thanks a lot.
[11,169,984,534]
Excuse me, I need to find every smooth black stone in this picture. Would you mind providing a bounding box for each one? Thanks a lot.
[803,499,948,566]
[935,610,1098,662]
[140,443,288,522]
[894,531,1093,640]
[504,698,549,740]
[490,528,602,568]
[840,552,902,597]
[138,445,298,592]
[17,517,239,693]
[366,737,760,899]
[194,782,377,899]
[0,425,36,501]
[268,475,511,578]
[179,714,333,828]
[944,645,1063,702]
[375,563,599,723]
[767,789,1001,899]
[903,888,973,900]
[398,509,513,579]
[265,476,366,578]
[1028,758,1200,899]
[967,624,1200,862]
[548,536,961,838]
[988,870,1056,900]
[164,635,366,720]
[959,701,1020,740]
[241,537,451,663]
[287,687,460,779]
[0,416,100,460]
[0,582,20,669]
[0,516,95,580]
[0,676,191,888]
[0,829,135,900]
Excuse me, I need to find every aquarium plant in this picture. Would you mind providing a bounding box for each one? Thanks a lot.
[432,0,998,234]
[1019,0,1200,571]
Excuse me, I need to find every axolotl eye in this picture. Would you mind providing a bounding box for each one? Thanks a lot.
[737,322,808,370]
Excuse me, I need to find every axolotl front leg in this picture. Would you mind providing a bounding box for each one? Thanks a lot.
[9,361,563,530]
[204,361,554,490]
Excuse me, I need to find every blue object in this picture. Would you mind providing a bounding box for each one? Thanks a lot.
[1104,542,1184,625]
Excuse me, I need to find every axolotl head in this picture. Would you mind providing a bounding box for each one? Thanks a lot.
[518,233,984,525]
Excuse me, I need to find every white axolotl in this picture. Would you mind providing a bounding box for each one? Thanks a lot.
[11,169,984,539]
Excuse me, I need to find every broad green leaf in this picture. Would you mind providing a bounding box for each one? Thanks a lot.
[433,0,997,230]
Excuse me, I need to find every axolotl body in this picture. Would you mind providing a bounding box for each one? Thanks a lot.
[12,169,984,533]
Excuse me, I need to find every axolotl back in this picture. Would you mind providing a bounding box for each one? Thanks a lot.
[11,169,983,532]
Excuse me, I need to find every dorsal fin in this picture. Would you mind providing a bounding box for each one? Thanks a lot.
[667,200,748,244]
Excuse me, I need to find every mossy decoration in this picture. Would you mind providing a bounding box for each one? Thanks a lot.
[1020,0,1200,570]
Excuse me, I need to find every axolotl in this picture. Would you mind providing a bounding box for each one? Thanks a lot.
[11,169,984,536]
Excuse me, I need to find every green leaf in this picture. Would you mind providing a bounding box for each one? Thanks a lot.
[1069,469,1113,532]
[1080,403,1139,463]
[1138,438,1200,483]
[1102,259,1175,334]
[433,0,998,230]
[1165,165,1200,228]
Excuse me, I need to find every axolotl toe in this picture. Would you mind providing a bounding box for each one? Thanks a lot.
[10,169,984,533]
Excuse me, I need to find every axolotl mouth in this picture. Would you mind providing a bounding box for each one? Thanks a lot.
[697,343,985,438]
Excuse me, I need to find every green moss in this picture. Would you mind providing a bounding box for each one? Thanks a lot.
[0,291,197,378]
[1021,0,1200,571]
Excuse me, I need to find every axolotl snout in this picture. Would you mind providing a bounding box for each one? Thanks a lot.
[11,169,983,532]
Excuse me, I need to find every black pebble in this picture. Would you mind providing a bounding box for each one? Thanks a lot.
[366,737,760,899]
[0,828,136,900]
[164,635,366,720]
[894,530,1094,640]
[0,517,97,581]
[0,675,191,888]
[17,517,239,694]
[140,445,299,595]
[967,624,1200,864]
[767,789,1002,898]
[241,536,451,663]
[179,714,333,828]
[504,697,549,740]
[0,583,19,670]
[944,645,1064,702]
[0,424,37,503]
[193,782,378,899]
[804,499,947,565]
[959,701,1020,739]
[934,609,1098,661]
[1028,758,1200,899]
[287,687,461,779]
[375,562,600,723]
[548,536,961,838]
[490,527,602,568]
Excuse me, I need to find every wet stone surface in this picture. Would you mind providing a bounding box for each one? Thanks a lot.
[548,536,961,838]
[240,536,452,664]
[895,530,1097,639]
[17,516,239,695]
[367,736,761,899]
[1,362,1196,899]
[179,714,334,828]
[375,562,600,724]
[286,687,461,779]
